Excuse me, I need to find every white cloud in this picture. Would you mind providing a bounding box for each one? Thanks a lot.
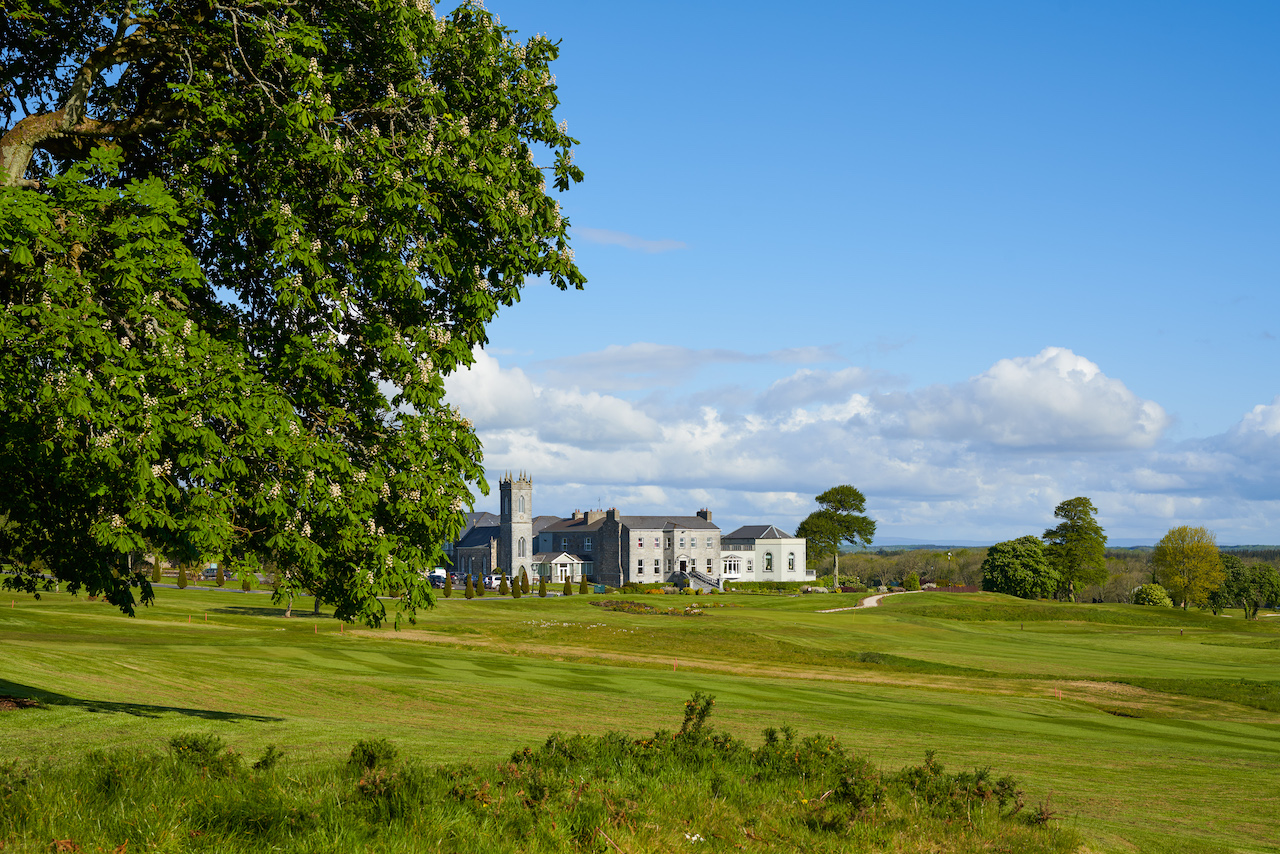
[445,347,1278,543]
[574,227,687,254]
[888,347,1170,450]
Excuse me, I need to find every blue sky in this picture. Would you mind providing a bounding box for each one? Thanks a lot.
[443,0,1280,545]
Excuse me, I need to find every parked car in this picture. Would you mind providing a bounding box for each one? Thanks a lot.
[428,575,447,589]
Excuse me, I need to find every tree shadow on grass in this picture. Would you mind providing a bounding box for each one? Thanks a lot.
[0,678,283,721]
[207,603,330,619]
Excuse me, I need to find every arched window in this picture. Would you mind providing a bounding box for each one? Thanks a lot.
[518,496,525,514]
[518,537,526,558]
[765,552,774,572]
[788,552,795,571]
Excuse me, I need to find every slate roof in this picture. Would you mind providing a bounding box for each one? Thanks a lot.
[723,524,794,540]
[531,551,589,564]
[456,524,500,549]
[531,515,560,535]
[619,516,719,531]
[541,515,608,533]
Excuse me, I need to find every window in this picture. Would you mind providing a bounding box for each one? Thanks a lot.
[765,552,774,572]
[561,537,568,551]
[503,494,509,514]
[706,536,713,549]
[654,537,659,548]
[724,556,740,575]
[518,537,526,558]
[746,559,753,573]
[788,552,795,571]
[518,496,525,514]
[637,538,644,549]
[706,558,713,570]
[666,559,672,571]
[666,537,672,549]
[679,537,685,549]
[637,559,644,573]
[584,537,592,552]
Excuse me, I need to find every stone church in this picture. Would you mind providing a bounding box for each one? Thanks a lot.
[444,473,807,589]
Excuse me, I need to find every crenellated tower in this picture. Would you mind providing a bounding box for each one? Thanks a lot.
[498,472,533,580]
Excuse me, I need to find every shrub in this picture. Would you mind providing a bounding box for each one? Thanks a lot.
[579,576,589,595]
[563,577,573,596]
[241,573,251,592]
[538,576,547,598]
[521,570,531,594]
[177,567,188,588]
[1132,583,1173,607]
[499,575,510,595]
[512,576,522,598]
[151,564,161,584]
[348,738,397,771]
[464,575,475,599]
[252,744,285,772]
[169,732,242,778]
[904,572,921,591]
[444,574,453,598]
[216,566,225,586]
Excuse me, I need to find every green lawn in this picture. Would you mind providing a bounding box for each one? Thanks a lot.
[2,588,1278,853]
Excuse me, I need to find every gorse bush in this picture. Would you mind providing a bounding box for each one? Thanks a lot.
[169,732,242,778]
[348,738,398,771]
[0,697,1075,854]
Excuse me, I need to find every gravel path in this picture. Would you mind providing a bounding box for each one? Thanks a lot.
[816,589,922,613]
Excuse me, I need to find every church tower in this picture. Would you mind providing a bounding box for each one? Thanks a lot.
[498,472,533,580]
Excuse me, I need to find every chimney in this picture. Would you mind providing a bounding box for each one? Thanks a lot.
[606,508,618,522]
[697,508,712,522]
[586,509,605,524]
[572,509,583,520]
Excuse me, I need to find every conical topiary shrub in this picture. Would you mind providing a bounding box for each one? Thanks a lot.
[465,575,475,599]
[177,567,188,589]
[444,575,453,598]
[538,575,547,598]
[216,566,225,587]
[499,575,510,595]
[512,576,522,598]
[563,577,573,596]
[521,570,530,595]
[579,576,589,595]
[152,563,161,584]
[476,575,485,597]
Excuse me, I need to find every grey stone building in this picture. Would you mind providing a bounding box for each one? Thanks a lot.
[443,474,805,589]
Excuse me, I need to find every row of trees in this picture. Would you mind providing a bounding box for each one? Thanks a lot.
[446,571,588,599]
[979,503,1280,618]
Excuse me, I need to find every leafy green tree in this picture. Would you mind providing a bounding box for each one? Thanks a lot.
[1152,526,1222,610]
[795,485,875,589]
[1042,497,1107,602]
[1132,583,1173,607]
[0,0,583,626]
[981,536,1057,600]
[1211,556,1280,620]
[903,572,920,591]
[241,571,251,593]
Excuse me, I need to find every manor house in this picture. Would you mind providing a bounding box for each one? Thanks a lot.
[444,473,808,589]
